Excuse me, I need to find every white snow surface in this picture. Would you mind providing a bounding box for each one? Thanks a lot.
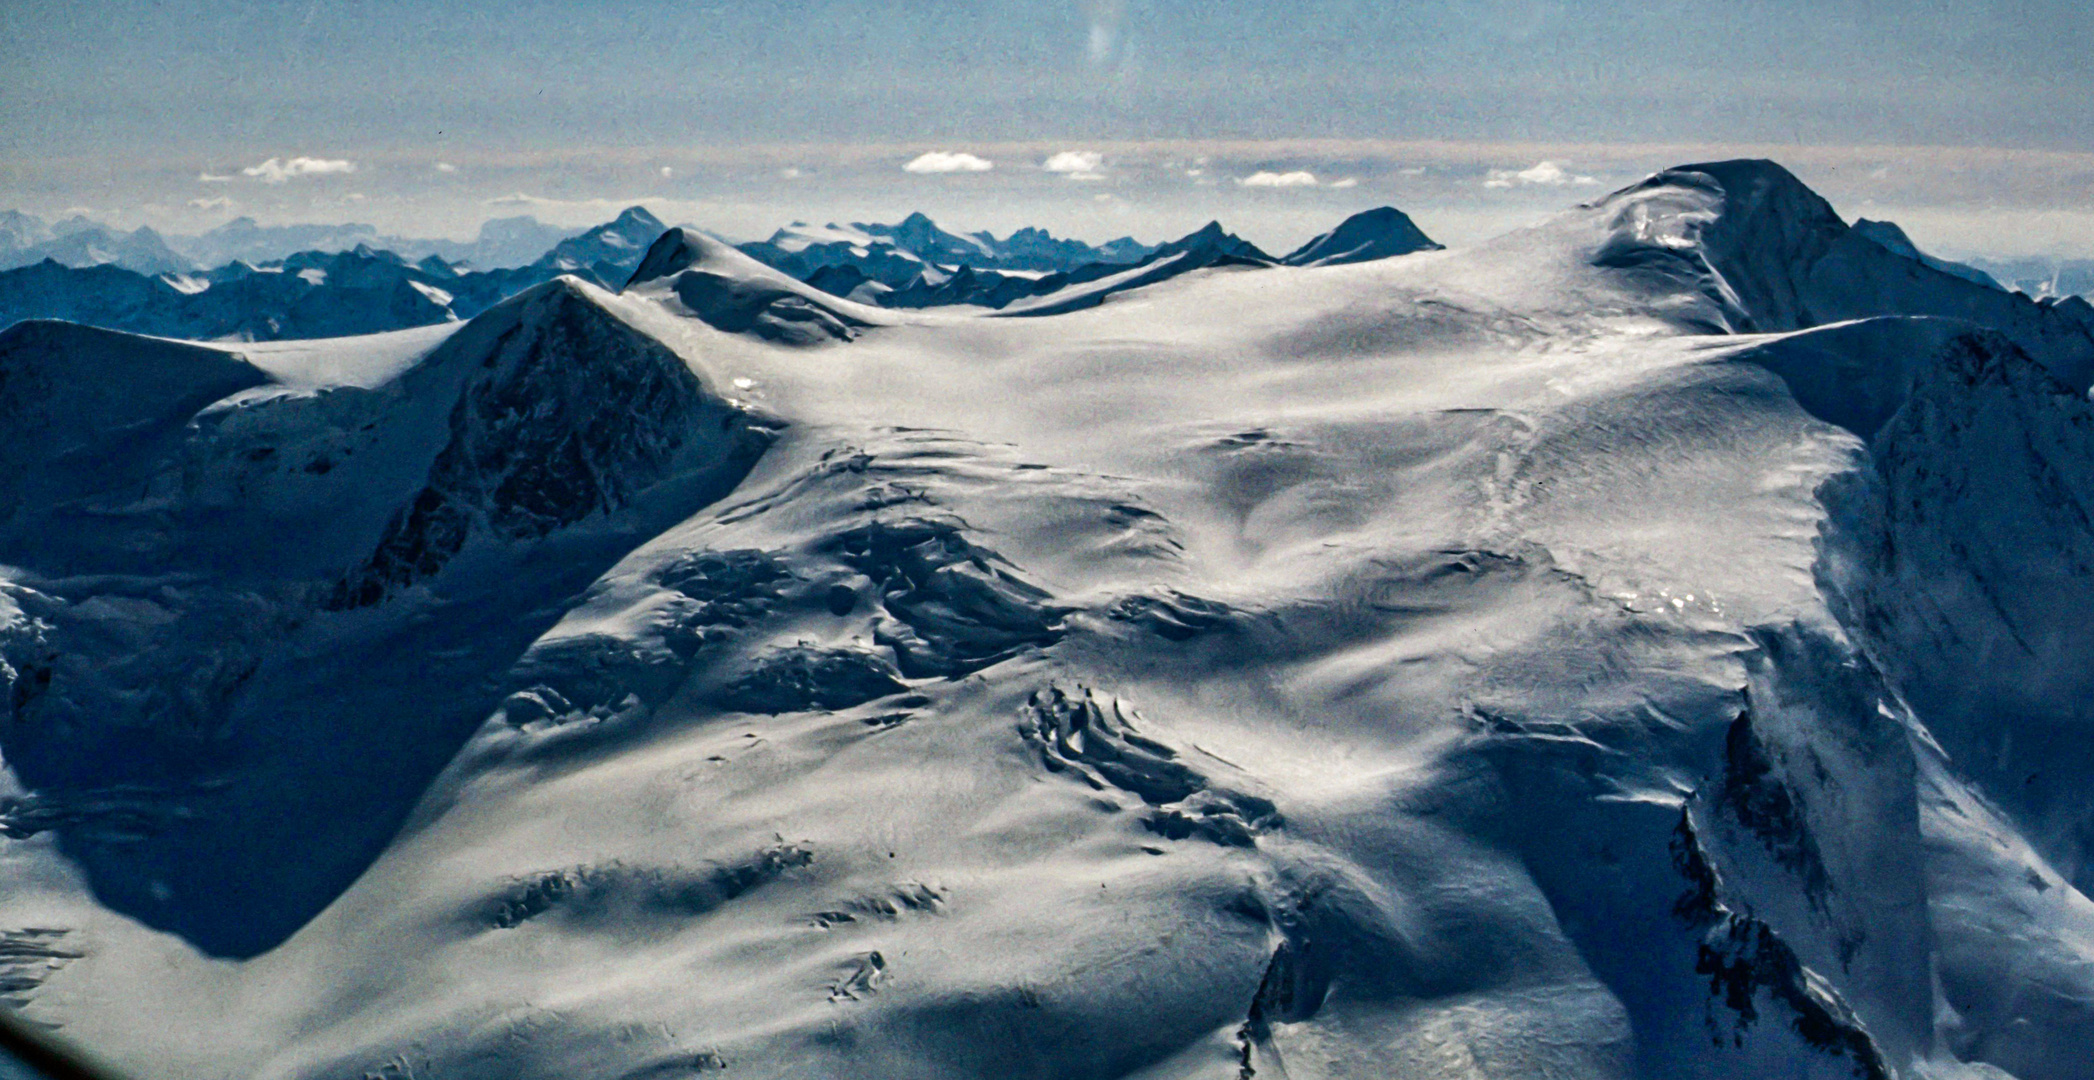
[3,161,2093,1080]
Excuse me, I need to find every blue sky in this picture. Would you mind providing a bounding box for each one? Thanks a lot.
[5,0,2092,255]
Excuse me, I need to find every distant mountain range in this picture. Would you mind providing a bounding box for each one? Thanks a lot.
[0,209,586,274]
[0,204,1454,341]
[0,208,668,341]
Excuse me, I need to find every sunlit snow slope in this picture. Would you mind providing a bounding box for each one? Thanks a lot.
[4,161,2094,1080]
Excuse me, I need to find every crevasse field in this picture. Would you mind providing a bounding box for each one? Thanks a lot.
[4,161,2094,1080]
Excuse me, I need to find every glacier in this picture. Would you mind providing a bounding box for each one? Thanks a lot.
[1,160,2092,1080]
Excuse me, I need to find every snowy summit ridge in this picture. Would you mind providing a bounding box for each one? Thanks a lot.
[2,159,2093,1080]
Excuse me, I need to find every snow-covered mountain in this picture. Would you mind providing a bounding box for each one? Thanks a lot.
[0,251,456,341]
[0,214,674,342]
[529,205,667,284]
[0,211,592,279]
[994,220,1277,315]
[746,212,1155,278]
[1281,206,1443,266]
[738,213,1162,309]
[413,215,580,270]
[4,159,2094,1080]
[0,214,192,277]
[170,217,390,269]
[1849,219,2003,290]
[1964,255,2094,301]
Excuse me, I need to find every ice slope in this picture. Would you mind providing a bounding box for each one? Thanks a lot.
[2,160,2093,1080]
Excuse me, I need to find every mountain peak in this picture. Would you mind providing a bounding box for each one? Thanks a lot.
[624,227,867,345]
[1583,159,2094,385]
[614,205,665,230]
[1283,206,1441,267]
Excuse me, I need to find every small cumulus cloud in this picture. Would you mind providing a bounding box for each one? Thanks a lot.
[435,162,458,173]
[1240,170,1320,188]
[1483,160,1598,188]
[781,167,803,179]
[1044,150,1105,180]
[1399,166,1428,177]
[188,196,233,210]
[1330,177,1360,189]
[660,166,674,178]
[242,156,357,184]
[904,151,994,174]
[198,171,234,183]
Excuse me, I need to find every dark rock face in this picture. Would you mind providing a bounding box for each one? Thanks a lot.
[332,283,760,607]
[1670,812,1892,1080]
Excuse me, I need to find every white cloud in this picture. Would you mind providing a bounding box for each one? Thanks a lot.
[198,171,233,183]
[241,156,357,184]
[1399,166,1428,176]
[780,167,803,179]
[904,151,994,174]
[1240,170,1320,188]
[1331,177,1360,189]
[435,162,458,173]
[188,196,233,210]
[660,166,674,178]
[1483,160,1598,188]
[1044,150,1105,180]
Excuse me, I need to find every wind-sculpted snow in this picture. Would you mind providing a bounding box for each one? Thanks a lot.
[6,161,2094,1080]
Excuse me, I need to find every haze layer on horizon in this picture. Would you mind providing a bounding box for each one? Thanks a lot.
[5,0,2090,258]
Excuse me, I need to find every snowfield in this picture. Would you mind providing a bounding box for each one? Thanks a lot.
[3,160,2093,1080]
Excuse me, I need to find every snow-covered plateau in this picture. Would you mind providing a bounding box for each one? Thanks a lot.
[3,160,2094,1080]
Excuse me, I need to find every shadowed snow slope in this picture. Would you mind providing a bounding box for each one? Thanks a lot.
[3,162,2093,1080]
